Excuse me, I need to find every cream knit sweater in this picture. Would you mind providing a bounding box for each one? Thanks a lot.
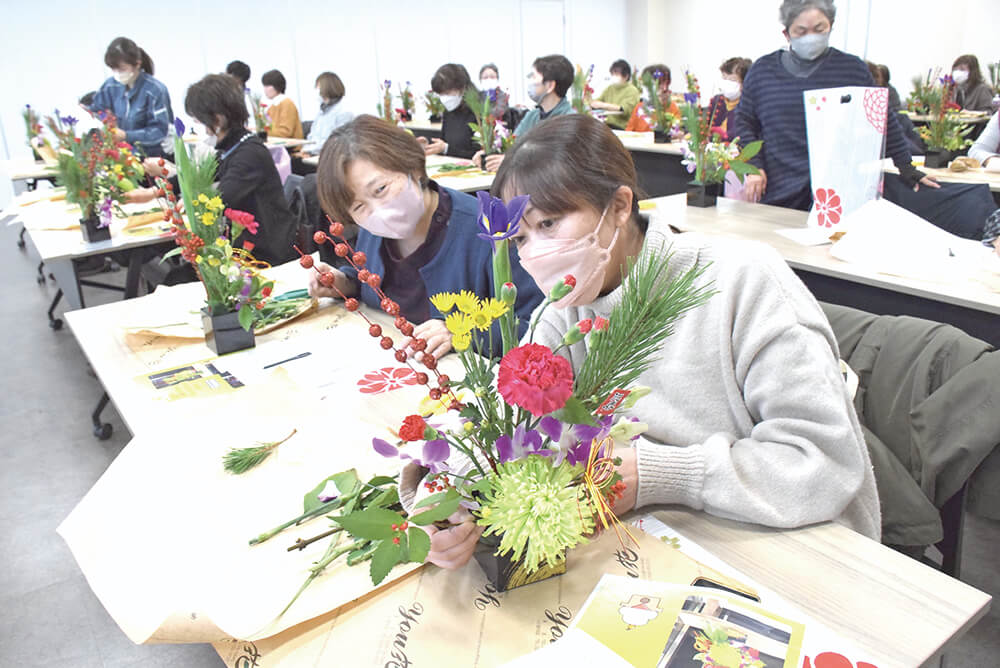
[531,216,881,540]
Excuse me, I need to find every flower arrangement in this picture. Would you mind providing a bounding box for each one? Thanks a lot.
[906,68,940,114]
[22,104,47,151]
[679,72,762,185]
[53,112,146,228]
[638,70,678,134]
[250,92,271,135]
[252,191,714,610]
[693,625,765,668]
[917,75,973,153]
[424,91,445,119]
[492,118,515,154]
[397,81,415,121]
[571,64,595,114]
[154,119,274,330]
[376,79,396,124]
[464,87,499,155]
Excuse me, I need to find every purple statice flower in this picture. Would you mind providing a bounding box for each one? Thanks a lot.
[98,196,113,228]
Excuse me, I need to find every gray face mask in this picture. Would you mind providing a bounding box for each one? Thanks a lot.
[789,32,830,61]
[527,81,546,104]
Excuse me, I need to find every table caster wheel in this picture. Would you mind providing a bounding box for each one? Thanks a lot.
[93,423,113,440]
[17,239,26,249]
[37,275,45,285]
[49,318,63,330]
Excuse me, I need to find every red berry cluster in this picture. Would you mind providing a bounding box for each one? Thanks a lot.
[422,472,452,493]
[390,520,410,545]
[297,218,464,410]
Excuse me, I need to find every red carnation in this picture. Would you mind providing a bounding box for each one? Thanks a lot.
[594,316,609,331]
[399,415,428,442]
[577,318,593,334]
[497,343,574,417]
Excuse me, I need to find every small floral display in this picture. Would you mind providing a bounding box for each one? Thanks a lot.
[250,92,271,134]
[154,118,274,331]
[22,104,48,153]
[571,64,595,114]
[52,111,146,227]
[376,79,396,124]
[252,187,714,612]
[464,87,510,156]
[917,75,974,152]
[693,625,766,668]
[424,91,446,118]
[397,81,415,121]
[679,72,762,185]
[638,70,678,134]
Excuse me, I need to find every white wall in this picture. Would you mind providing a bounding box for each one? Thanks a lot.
[0,0,626,161]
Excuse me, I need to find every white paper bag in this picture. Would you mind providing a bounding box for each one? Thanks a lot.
[803,86,888,228]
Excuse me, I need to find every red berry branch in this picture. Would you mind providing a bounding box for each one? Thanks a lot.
[297,218,464,410]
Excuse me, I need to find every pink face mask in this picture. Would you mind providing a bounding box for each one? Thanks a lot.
[518,206,619,308]
[357,177,424,239]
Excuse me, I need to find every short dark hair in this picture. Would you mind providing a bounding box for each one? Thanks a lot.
[479,63,499,79]
[610,59,631,79]
[79,91,97,107]
[316,115,429,225]
[641,64,671,86]
[952,54,985,88]
[532,55,574,98]
[316,72,345,104]
[185,74,249,131]
[104,37,154,75]
[431,63,473,94]
[261,69,287,93]
[878,64,891,84]
[493,114,644,226]
[226,60,251,85]
[720,57,752,82]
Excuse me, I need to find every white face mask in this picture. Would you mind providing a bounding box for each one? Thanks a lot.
[719,79,742,100]
[202,132,218,149]
[479,77,499,90]
[611,75,626,85]
[518,205,619,309]
[789,32,830,61]
[440,94,462,112]
[114,69,137,86]
[952,69,970,85]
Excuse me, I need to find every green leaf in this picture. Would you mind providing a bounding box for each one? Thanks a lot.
[737,140,763,161]
[408,490,461,525]
[459,404,482,422]
[303,470,360,513]
[413,490,448,510]
[237,305,255,332]
[551,396,597,427]
[365,475,397,487]
[370,538,403,585]
[332,507,404,541]
[407,527,431,563]
[368,486,399,509]
[160,247,183,261]
[468,477,493,496]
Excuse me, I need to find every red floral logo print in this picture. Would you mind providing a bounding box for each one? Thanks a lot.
[863,88,888,135]
[814,188,843,227]
[803,651,878,668]
[357,367,420,394]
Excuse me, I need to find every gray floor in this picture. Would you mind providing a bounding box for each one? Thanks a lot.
[0,220,997,667]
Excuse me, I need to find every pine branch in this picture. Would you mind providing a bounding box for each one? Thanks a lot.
[574,244,715,406]
[222,428,297,475]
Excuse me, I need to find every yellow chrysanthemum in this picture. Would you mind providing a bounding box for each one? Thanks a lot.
[214,237,226,247]
[207,257,221,267]
[470,307,492,331]
[207,196,224,212]
[195,255,203,263]
[482,297,508,319]
[453,331,472,351]
[454,290,480,315]
[198,193,209,204]
[430,292,457,314]
[202,212,216,226]
[445,311,473,335]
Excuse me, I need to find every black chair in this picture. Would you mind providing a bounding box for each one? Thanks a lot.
[301,120,313,137]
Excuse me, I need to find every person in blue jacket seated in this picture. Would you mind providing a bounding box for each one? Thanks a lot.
[89,37,174,159]
[307,115,543,360]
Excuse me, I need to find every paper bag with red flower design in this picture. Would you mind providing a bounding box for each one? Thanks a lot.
[803,86,887,229]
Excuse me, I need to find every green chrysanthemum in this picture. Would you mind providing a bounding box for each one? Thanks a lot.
[477,456,595,573]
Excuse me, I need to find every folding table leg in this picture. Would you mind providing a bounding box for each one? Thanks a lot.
[91,392,112,440]
[17,226,27,249]
[47,289,63,330]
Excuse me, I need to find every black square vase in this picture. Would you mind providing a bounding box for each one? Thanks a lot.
[686,182,722,208]
[473,533,566,592]
[201,308,256,356]
[923,149,952,169]
[80,216,111,243]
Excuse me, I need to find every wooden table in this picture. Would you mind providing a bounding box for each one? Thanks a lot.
[60,267,991,666]
[650,194,1000,345]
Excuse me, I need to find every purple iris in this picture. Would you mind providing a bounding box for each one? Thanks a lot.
[545,415,615,466]
[683,92,699,105]
[496,425,553,463]
[372,437,451,473]
[61,115,78,127]
[476,191,528,249]
[174,117,186,137]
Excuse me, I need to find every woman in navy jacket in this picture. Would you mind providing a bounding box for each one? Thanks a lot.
[89,37,174,158]
[308,115,542,360]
